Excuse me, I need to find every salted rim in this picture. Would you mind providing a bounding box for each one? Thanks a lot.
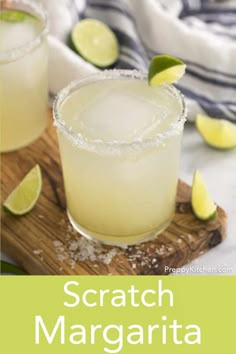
[53,70,187,156]
[0,0,48,63]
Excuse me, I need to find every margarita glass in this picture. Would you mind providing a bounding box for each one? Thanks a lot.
[0,0,48,152]
[54,71,186,246]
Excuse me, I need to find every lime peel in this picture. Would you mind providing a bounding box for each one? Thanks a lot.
[148,55,186,86]
[191,170,217,221]
[71,19,119,68]
[3,165,42,216]
[196,114,236,150]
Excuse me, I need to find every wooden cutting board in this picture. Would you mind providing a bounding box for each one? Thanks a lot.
[1,116,227,275]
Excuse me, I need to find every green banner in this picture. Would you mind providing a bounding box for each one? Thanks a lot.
[0,276,235,353]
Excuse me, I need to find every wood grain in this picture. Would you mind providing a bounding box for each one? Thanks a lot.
[0,116,227,275]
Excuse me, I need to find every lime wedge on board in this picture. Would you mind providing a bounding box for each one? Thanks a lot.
[71,19,119,67]
[196,114,236,149]
[3,165,42,215]
[148,55,186,86]
[191,170,217,221]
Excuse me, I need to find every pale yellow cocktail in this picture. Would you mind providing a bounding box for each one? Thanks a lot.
[0,0,48,152]
[54,71,186,246]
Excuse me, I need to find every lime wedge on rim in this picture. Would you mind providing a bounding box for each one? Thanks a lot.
[3,165,42,215]
[0,10,36,22]
[148,55,186,86]
[71,19,119,68]
[191,170,217,221]
[196,114,236,149]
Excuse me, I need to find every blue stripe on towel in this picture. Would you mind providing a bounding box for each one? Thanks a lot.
[185,60,236,81]
[177,85,236,107]
[186,69,236,89]
[181,8,236,18]
[191,16,236,26]
[177,85,236,120]
[198,8,236,15]
[185,14,236,26]
[79,0,236,121]
[179,0,191,18]
[111,29,148,67]
[87,0,135,23]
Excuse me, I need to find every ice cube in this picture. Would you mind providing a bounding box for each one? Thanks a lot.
[76,88,167,142]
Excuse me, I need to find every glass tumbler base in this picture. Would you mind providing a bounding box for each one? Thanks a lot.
[67,210,174,248]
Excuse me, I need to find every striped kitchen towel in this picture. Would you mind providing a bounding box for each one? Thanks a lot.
[42,0,236,121]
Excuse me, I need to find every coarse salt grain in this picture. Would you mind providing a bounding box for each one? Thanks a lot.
[187,234,193,241]
[33,249,43,255]
[53,240,63,248]
[57,254,67,262]
[52,228,120,267]
[167,246,174,252]
[53,219,163,272]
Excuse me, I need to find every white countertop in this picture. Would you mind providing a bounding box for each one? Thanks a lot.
[2,122,236,275]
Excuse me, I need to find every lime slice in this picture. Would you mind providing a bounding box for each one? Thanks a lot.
[196,114,236,149]
[0,10,35,22]
[71,19,119,68]
[148,55,186,86]
[3,165,42,215]
[191,170,217,221]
